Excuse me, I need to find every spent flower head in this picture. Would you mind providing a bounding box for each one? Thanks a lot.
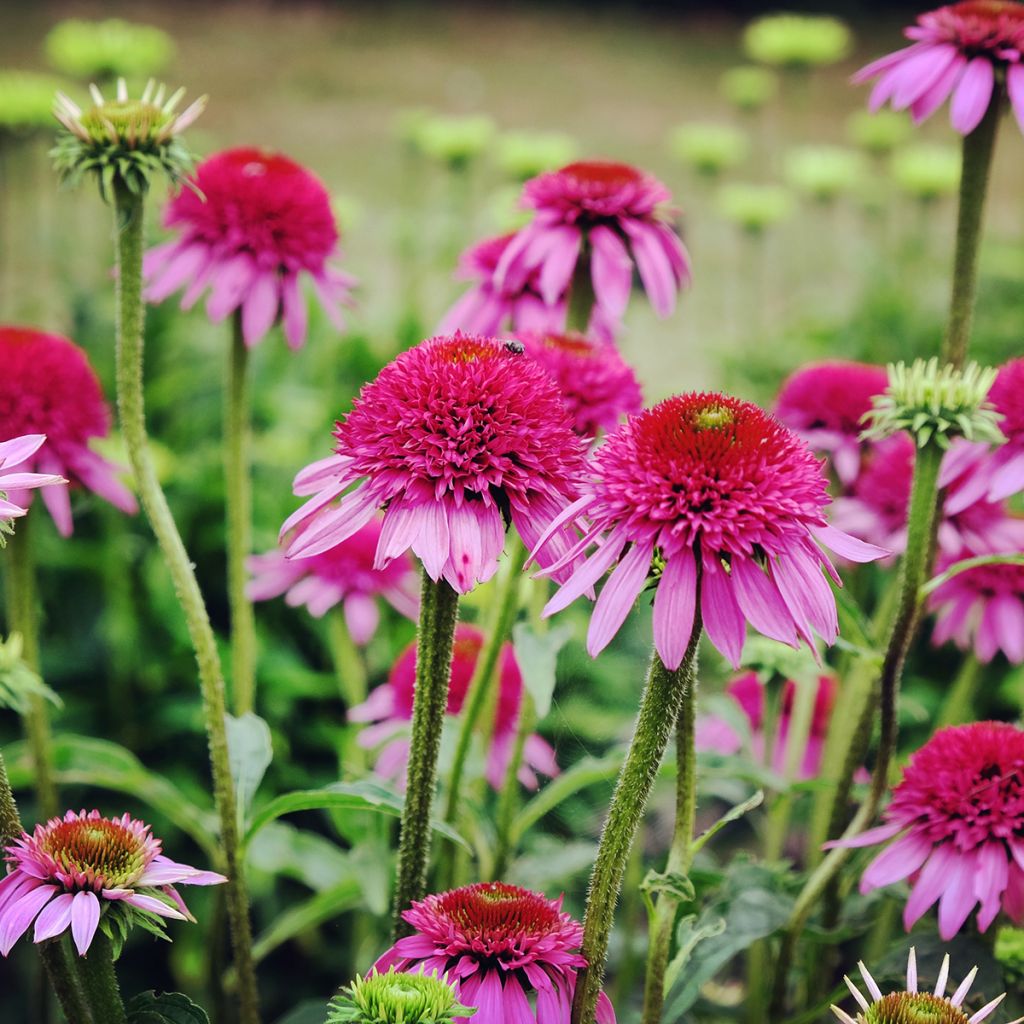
[832,948,1020,1024]
[52,78,205,198]
[45,18,174,80]
[743,14,853,68]
[327,968,473,1024]
[863,358,1003,449]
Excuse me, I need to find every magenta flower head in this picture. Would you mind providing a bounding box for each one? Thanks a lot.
[282,334,587,595]
[493,160,691,327]
[929,542,1024,662]
[375,881,616,1024]
[0,327,137,536]
[440,233,563,338]
[696,671,845,780]
[829,722,1024,941]
[517,330,643,440]
[350,623,558,790]
[0,435,66,528]
[247,518,418,643]
[853,1,1024,135]
[144,146,356,349]
[775,360,890,486]
[536,392,886,670]
[0,809,225,957]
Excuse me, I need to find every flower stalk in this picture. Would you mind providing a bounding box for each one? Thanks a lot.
[225,310,257,714]
[110,181,260,1024]
[75,931,126,1024]
[3,519,58,817]
[571,615,703,1024]
[942,92,1001,370]
[392,571,460,938]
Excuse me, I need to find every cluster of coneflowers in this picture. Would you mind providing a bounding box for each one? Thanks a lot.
[1,3,1024,1024]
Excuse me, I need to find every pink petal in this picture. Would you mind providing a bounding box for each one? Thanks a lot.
[652,547,698,670]
[700,557,746,668]
[730,556,799,647]
[588,225,633,319]
[472,968,506,1024]
[281,272,308,350]
[622,220,677,317]
[543,528,628,618]
[938,852,980,939]
[32,893,75,942]
[123,892,188,921]
[70,891,100,956]
[904,844,957,931]
[538,226,582,306]
[950,57,995,135]
[910,53,967,123]
[241,271,282,348]
[860,831,932,892]
[813,524,889,563]
[0,434,46,468]
[586,540,654,657]
[0,883,58,956]
[1009,63,1024,135]
[824,821,903,850]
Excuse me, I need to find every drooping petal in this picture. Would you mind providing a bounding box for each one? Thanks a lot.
[949,57,996,135]
[700,557,746,668]
[652,547,698,670]
[586,540,654,657]
[70,890,101,956]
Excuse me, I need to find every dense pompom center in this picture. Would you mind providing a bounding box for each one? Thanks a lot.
[0,328,110,452]
[591,392,830,557]
[430,883,570,952]
[890,722,1024,847]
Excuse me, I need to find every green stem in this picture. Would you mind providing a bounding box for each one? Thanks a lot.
[571,621,703,1024]
[326,607,368,709]
[392,571,460,937]
[75,931,126,1024]
[936,654,982,729]
[769,441,944,1016]
[492,694,534,880]
[941,92,1001,370]
[4,519,58,817]
[111,181,260,1024]
[565,253,596,334]
[641,650,701,1024]
[226,311,257,715]
[443,539,523,829]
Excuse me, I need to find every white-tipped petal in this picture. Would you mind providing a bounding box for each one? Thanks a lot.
[968,993,1006,1024]
[831,1006,857,1024]
[89,83,104,106]
[843,976,870,1012]
[857,961,883,1003]
[951,966,978,1007]
[934,954,951,997]
[116,77,127,101]
[907,947,918,993]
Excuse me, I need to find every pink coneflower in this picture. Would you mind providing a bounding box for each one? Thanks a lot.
[349,624,558,790]
[941,357,1024,513]
[0,809,225,957]
[493,161,691,327]
[535,393,885,670]
[375,882,616,1024]
[929,541,1024,662]
[695,671,844,780]
[247,518,418,642]
[0,435,66,526]
[518,330,643,439]
[832,434,1024,557]
[282,334,586,594]
[829,722,1024,940]
[775,360,889,486]
[143,147,355,349]
[0,327,136,536]
[853,1,1024,135]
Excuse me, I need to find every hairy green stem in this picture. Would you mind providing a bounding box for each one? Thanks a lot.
[942,93,1001,370]
[443,539,523,830]
[392,571,460,937]
[226,311,257,715]
[111,182,260,1024]
[4,520,57,817]
[571,620,703,1024]
[641,643,701,1024]
[75,931,126,1024]
[769,442,944,1016]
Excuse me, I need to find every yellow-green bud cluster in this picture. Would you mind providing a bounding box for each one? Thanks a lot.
[326,968,475,1024]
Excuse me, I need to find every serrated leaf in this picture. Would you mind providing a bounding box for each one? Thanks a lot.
[126,990,211,1024]
[225,712,273,830]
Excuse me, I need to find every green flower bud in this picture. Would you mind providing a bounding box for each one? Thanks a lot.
[413,115,495,171]
[669,122,749,178]
[847,110,912,157]
[495,131,577,181]
[719,65,779,112]
[784,145,866,203]
[863,358,1003,449]
[45,18,175,81]
[743,14,852,69]
[51,78,205,199]
[890,145,961,203]
[326,968,474,1024]
[716,183,794,235]
[0,71,68,135]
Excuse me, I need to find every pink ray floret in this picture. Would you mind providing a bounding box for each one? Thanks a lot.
[853,1,1024,135]
[0,809,225,957]
[282,333,586,595]
[0,327,136,536]
[144,147,356,349]
[535,392,886,670]
[827,722,1024,941]
[775,360,890,486]
[517,330,643,441]
[248,518,418,643]
[375,881,616,1024]
[350,623,558,791]
[0,435,66,525]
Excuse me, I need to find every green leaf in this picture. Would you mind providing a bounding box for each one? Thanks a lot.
[512,623,571,720]
[640,868,695,920]
[251,879,363,964]
[0,633,62,714]
[691,790,764,857]
[225,712,273,830]
[244,781,468,851]
[4,735,217,858]
[126,990,211,1024]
